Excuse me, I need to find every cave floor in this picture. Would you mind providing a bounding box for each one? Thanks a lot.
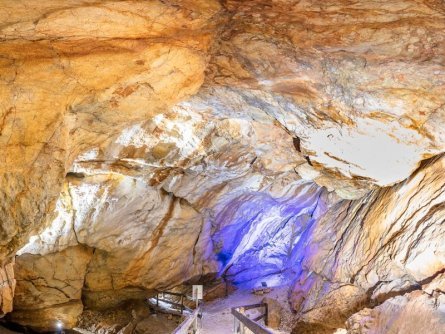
[200,285,291,334]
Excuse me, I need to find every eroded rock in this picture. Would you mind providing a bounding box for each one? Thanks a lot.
[209,0,445,196]
[346,287,445,334]
[291,154,445,330]
[1,0,445,332]
[0,262,15,316]
[9,246,92,330]
[0,0,222,262]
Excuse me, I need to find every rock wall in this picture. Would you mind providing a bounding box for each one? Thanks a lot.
[291,155,445,332]
[346,280,445,334]
[1,0,444,332]
[0,262,15,316]
[208,0,445,198]
[9,246,92,331]
[0,0,222,261]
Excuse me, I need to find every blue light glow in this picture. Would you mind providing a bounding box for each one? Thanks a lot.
[210,182,323,288]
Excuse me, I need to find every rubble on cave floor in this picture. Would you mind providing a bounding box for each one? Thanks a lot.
[74,300,182,334]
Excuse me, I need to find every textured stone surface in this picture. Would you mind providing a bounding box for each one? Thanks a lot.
[9,246,92,330]
[0,262,15,316]
[346,276,445,334]
[0,0,221,261]
[1,0,222,322]
[1,0,445,332]
[290,154,445,331]
[209,0,445,197]
[15,95,326,313]
[76,299,181,334]
[9,302,83,332]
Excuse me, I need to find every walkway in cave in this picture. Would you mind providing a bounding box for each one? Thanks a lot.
[200,286,291,334]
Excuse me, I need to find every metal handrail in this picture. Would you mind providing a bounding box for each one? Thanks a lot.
[173,306,202,334]
[231,303,272,334]
[154,290,189,315]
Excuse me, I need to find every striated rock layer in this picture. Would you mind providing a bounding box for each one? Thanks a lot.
[208,0,445,198]
[0,0,222,261]
[291,155,445,332]
[0,0,444,332]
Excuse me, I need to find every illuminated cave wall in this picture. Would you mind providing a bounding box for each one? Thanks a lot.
[211,182,327,286]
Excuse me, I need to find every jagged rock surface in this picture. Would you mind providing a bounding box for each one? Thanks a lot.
[0,0,444,332]
[290,155,445,332]
[0,0,222,261]
[0,262,15,316]
[16,99,322,313]
[345,274,445,334]
[208,0,445,197]
[9,246,92,331]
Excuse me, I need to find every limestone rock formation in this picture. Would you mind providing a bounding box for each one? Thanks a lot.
[346,274,445,334]
[9,246,92,331]
[209,0,445,198]
[290,154,445,332]
[16,99,315,311]
[0,262,15,316]
[0,0,222,261]
[0,0,444,332]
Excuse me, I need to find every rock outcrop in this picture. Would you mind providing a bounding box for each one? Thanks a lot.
[16,98,318,311]
[346,274,445,334]
[0,0,222,261]
[291,154,445,332]
[211,0,445,196]
[0,0,444,332]
[0,262,15,316]
[9,246,92,331]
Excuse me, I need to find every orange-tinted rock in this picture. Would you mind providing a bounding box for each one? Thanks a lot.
[208,0,445,197]
[1,1,445,332]
[0,262,15,315]
[0,0,222,262]
[9,246,92,330]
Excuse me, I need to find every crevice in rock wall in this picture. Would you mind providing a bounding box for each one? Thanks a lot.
[364,267,445,308]
[142,192,176,258]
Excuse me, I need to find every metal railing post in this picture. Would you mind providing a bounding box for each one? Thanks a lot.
[231,303,273,334]
[264,303,268,327]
